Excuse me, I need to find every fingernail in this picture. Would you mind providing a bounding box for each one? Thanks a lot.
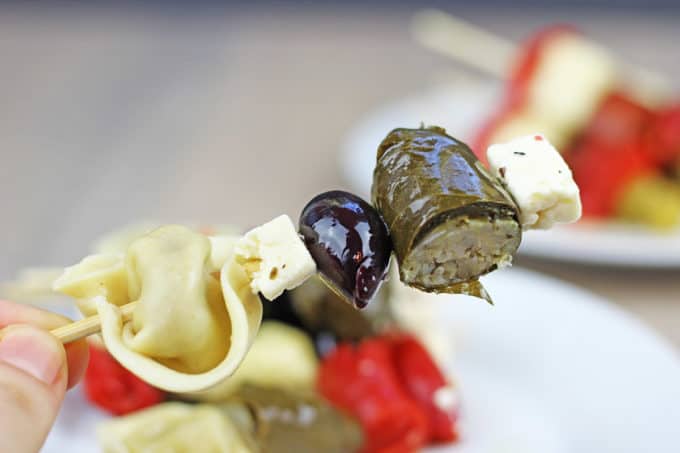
[0,325,63,385]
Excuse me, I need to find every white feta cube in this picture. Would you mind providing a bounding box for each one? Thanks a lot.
[486,134,582,229]
[234,215,316,300]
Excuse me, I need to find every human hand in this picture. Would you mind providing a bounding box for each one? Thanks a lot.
[0,300,89,453]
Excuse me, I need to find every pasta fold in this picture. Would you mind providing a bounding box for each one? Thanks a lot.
[54,217,314,393]
[97,402,252,453]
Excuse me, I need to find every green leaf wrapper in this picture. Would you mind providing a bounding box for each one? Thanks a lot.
[223,384,363,453]
[371,126,521,300]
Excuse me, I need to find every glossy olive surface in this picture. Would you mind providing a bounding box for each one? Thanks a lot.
[299,190,392,309]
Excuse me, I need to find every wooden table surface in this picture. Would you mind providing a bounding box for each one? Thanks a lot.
[1,5,678,348]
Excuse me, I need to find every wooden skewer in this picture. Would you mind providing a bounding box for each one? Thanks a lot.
[411,9,515,79]
[411,9,672,103]
[51,302,137,344]
[48,270,356,344]
[49,270,353,344]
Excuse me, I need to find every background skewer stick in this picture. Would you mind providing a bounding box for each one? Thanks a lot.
[411,9,672,103]
[51,302,137,344]
[411,9,515,79]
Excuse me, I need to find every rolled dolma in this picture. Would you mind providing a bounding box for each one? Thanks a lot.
[224,384,363,453]
[371,126,521,298]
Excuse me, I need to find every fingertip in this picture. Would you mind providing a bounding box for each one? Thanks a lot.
[0,299,90,389]
[0,325,67,391]
[0,325,68,453]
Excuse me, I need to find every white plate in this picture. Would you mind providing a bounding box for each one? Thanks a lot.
[43,268,680,453]
[340,82,680,267]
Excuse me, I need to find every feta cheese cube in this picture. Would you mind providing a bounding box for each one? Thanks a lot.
[234,215,316,300]
[486,134,582,229]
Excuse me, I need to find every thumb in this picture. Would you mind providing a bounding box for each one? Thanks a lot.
[0,325,68,453]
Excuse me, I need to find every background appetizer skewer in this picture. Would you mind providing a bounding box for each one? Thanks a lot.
[411,10,680,230]
[410,8,672,104]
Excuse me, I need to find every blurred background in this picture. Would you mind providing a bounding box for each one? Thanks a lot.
[1,1,679,350]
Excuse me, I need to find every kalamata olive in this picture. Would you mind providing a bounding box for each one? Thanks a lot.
[299,190,392,309]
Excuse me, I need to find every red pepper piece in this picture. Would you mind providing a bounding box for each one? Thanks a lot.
[566,92,656,217]
[582,92,655,146]
[318,340,429,453]
[567,138,654,217]
[391,335,459,443]
[645,103,680,167]
[84,343,165,415]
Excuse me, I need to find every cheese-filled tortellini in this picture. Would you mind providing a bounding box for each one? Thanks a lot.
[97,402,252,453]
[53,215,316,393]
[189,321,319,402]
[98,386,363,453]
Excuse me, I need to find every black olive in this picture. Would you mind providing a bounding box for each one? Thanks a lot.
[299,190,392,309]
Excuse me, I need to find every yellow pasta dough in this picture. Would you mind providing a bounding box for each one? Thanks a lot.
[97,402,252,453]
[53,216,315,393]
[189,321,318,402]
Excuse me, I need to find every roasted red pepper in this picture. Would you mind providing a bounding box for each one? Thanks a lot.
[567,92,656,217]
[318,339,428,453]
[646,103,680,167]
[318,334,458,452]
[391,335,459,443]
[568,138,653,217]
[581,92,655,146]
[84,343,165,415]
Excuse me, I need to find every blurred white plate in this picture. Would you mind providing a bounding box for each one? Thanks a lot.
[44,268,680,453]
[340,82,680,267]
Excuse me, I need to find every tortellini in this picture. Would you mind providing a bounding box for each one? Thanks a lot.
[98,385,364,453]
[97,402,252,453]
[53,216,316,393]
[189,321,319,402]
